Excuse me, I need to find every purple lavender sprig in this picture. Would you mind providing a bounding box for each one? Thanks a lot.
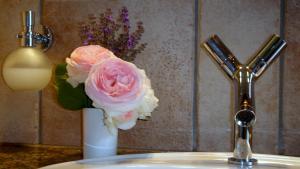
[78,7,147,62]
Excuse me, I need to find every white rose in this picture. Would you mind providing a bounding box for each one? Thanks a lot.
[135,70,158,119]
[104,111,139,135]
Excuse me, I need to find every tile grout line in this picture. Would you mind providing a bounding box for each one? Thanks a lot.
[192,0,199,152]
[278,0,286,155]
[38,0,44,144]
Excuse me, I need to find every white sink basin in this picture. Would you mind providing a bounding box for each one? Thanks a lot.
[40,152,300,169]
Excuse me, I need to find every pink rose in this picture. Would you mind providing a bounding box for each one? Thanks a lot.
[66,45,115,87]
[85,57,146,114]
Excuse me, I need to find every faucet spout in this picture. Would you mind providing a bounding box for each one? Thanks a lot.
[202,34,286,166]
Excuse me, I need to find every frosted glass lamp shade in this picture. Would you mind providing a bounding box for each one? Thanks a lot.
[2,47,52,91]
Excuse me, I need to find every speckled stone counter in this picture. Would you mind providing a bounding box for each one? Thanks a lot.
[0,144,158,169]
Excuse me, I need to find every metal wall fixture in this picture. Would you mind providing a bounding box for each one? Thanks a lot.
[17,10,53,50]
[2,10,53,91]
[202,34,286,166]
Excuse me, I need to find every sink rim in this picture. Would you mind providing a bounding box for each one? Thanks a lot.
[39,152,300,169]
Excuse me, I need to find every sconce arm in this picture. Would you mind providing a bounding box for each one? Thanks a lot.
[34,26,53,51]
[17,10,53,51]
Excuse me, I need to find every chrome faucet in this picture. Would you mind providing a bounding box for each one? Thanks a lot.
[202,34,286,166]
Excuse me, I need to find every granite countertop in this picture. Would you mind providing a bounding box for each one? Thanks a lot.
[0,143,159,169]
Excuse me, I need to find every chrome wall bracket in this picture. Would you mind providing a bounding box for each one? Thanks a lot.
[202,34,286,166]
[17,10,53,51]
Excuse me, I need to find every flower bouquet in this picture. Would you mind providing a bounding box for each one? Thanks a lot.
[56,45,158,158]
[62,45,158,133]
[55,7,158,158]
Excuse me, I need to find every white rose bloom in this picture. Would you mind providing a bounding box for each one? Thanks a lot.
[66,58,89,87]
[137,87,159,119]
[113,111,139,130]
[135,72,159,119]
[104,111,139,134]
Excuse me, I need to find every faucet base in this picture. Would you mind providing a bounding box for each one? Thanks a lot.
[228,157,257,166]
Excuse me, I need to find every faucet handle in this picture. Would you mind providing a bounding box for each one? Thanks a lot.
[203,35,241,78]
[247,34,287,78]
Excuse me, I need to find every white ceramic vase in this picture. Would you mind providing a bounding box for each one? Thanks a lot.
[83,108,118,159]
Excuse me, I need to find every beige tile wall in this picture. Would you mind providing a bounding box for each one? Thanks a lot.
[0,0,299,155]
[282,0,300,156]
[0,0,40,144]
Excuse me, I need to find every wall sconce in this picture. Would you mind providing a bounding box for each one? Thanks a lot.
[2,10,53,91]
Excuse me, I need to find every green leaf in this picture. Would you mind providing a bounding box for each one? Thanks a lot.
[55,64,68,76]
[55,64,93,110]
